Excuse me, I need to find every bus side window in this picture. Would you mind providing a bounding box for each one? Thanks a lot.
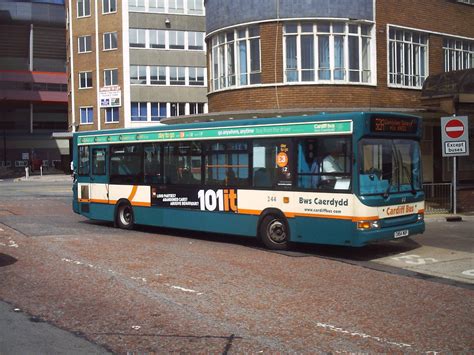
[205,141,249,187]
[164,142,201,185]
[144,144,162,184]
[78,146,90,176]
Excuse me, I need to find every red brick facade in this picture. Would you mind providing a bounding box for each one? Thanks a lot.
[207,0,474,113]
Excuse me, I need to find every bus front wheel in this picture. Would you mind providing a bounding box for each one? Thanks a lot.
[116,202,134,230]
[259,215,289,250]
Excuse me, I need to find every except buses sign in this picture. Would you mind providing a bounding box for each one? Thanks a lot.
[441,116,469,157]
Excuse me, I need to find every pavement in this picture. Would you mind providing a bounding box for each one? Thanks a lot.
[0,177,473,353]
[0,301,109,354]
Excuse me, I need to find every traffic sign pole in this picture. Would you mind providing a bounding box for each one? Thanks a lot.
[453,156,457,215]
[441,115,469,215]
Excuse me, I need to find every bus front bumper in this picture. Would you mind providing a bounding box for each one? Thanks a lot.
[353,220,425,247]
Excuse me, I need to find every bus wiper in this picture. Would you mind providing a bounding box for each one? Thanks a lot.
[383,180,393,199]
[402,165,416,195]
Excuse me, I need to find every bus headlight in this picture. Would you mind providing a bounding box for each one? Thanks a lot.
[357,220,380,230]
[417,213,424,222]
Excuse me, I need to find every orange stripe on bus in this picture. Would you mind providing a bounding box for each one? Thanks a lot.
[238,208,378,221]
[128,185,138,202]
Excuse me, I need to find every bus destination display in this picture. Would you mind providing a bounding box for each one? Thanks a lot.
[371,117,418,134]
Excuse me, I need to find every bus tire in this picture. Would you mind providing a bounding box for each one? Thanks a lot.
[259,214,289,250]
[116,202,134,230]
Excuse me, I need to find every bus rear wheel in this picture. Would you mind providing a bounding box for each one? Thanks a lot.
[259,215,289,250]
[116,202,134,230]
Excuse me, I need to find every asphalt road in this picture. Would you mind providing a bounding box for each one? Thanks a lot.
[0,177,473,353]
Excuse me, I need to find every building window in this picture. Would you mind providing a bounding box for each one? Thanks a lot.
[77,0,90,17]
[102,0,116,13]
[168,0,184,13]
[149,0,165,12]
[104,69,118,86]
[444,38,474,72]
[150,29,166,49]
[150,66,167,85]
[80,107,93,124]
[187,0,204,15]
[211,26,261,91]
[187,31,204,50]
[283,22,372,84]
[103,32,118,50]
[129,28,146,48]
[188,67,205,86]
[78,35,91,53]
[129,0,145,11]
[131,102,148,121]
[388,28,428,89]
[151,102,167,121]
[169,30,185,49]
[79,71,92,89]
[130,65,147,84]
[169,67,186,85]
[105,107,119,123]
[170,102,185,116]
[189,102,204,115]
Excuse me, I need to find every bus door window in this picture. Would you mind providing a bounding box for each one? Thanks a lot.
[318,137,351,190]
[92,148,106,176]
[144,143,162,184]
[297,139,319,189]
[205,141,249,187]
[78,145,90,176]
[252,139,292,189]
[164,142,202,185]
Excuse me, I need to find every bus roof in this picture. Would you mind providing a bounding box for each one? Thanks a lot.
[74,111,420,139]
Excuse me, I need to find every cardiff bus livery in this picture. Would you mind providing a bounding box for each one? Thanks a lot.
[72,112,425,250]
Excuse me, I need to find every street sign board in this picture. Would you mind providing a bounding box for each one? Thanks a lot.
[441,116,470,157]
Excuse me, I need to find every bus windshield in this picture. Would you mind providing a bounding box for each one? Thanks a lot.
[359,138,422,196]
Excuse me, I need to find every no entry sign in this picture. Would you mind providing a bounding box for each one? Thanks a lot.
[441,116,470,157]
[445,119,464,139]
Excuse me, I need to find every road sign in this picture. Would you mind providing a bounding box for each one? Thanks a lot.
[441,116,469,157]
[445,119,464,139]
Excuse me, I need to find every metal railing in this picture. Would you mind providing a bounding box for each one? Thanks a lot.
[423,183,452,214]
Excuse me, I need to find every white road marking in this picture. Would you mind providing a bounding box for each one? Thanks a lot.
[0,237,19,248]
[391,254,438,265]
[316,322,411,348]
[461,269,474,277]
[169,285,203,295]
[131,276,147,283]
[60,258,204,295]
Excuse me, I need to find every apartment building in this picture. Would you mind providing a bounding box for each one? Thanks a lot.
[66,0,207,132]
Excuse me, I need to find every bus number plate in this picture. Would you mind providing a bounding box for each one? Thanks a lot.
[394,229,409,238]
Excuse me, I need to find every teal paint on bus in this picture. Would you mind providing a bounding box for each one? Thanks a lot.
[72,112,425,249]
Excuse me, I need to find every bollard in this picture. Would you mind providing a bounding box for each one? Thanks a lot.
[25,166,29,180]
[40,166,43,177]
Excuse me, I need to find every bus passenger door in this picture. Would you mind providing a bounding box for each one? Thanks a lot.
[90,146,109,204]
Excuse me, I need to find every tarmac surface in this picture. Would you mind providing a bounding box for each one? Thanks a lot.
[0,174,473,353]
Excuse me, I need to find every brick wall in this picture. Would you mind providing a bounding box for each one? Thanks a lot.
[208,0,474,113]
[68,0,124,132]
